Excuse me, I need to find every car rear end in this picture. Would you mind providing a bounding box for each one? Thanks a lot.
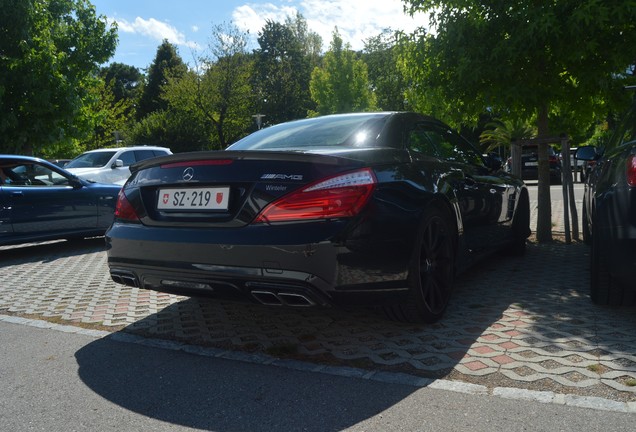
[105,149,415,307]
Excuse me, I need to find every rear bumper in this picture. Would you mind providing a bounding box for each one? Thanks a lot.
[105,222,411,307]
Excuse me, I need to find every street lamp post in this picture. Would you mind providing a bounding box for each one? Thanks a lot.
[252,114,265,130]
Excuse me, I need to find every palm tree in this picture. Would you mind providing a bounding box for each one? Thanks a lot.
[479,118,535,159]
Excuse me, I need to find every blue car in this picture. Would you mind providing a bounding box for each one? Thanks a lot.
[1,155,121,246]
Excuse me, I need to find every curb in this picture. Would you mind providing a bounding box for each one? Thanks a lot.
[3,313,635,414]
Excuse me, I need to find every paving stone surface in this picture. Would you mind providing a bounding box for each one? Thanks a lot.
[1,199,635,402]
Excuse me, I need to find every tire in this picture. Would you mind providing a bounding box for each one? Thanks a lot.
[590,212,624,306]
[507,191,530,256]
[383,206,456,323]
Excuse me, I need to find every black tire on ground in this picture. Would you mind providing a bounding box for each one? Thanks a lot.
[383,205,456,324]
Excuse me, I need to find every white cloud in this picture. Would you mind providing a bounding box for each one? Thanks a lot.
[116,17,199,49]
[231,0,429,51]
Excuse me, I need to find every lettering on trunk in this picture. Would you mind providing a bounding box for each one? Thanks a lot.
[260,174,303,181]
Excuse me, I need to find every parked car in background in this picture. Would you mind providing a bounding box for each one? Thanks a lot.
[567,147,587,182]
[106,112,531,324]
[576,99,636,306]
[0,155,121,246]
[505,143,562,184]
[65,146,172,185]
[48,158,71,168]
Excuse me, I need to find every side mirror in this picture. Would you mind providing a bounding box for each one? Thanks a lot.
[69,176,84,189]
[112,159,124,169]
[574,146,601,161]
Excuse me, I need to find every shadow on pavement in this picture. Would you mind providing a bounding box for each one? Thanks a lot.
[74,334,419,432]
[0,237,106,263]
[90,241,636,400]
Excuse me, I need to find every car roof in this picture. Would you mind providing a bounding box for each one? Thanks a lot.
[81,146,171,153]
[0,154,48,164]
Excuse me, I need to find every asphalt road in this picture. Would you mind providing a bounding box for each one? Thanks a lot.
[2,320,635,432]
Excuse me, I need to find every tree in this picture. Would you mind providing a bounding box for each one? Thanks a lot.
[162,23,255,148]
[309,29,377,116]
[285,12,322,72]
[128,109,210,153]
[480,118,535,155]
[254,20,311,125]
[363,29,408,111]
[78,77,133,150]
[137,40,187,120]
[401,0,636,242]
[0,0,117,154]
[100,62,144,108]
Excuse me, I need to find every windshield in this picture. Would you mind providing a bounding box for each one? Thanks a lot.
[227,113,389,151]
[66,151,116,168]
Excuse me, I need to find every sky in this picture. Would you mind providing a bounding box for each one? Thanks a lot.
[90,0,430,71]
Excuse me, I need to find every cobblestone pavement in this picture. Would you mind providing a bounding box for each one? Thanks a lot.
[1,199,635,403]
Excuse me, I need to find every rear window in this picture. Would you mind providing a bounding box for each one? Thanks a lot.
[227,114,389,151]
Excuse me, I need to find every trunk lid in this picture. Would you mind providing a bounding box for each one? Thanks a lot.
[126,149,404,228]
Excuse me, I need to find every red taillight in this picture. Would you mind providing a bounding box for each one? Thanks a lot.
[628,155,636,187]
[254,168,377,223]
[114,189,140,222]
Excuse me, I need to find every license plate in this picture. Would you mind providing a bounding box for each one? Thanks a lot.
[525,161,538,166]
[157,187,230,210]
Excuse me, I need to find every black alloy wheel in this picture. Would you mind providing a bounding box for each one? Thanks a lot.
[384,206,456,323]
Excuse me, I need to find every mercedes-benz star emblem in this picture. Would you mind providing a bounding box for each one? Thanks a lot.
[182,167,194,181]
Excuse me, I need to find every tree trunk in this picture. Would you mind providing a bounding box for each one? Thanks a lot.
[535,104,553,243]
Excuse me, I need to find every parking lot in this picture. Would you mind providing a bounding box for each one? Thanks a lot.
[1,190,635,404]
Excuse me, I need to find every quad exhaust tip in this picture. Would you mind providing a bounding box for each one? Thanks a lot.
[251,290,315,307]
[110,271,139,288]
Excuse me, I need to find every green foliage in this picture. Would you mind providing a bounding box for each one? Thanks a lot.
[79,77,134,150]
[137,40,187,120]
[583,121,612,149]
[0,0,117,154]
[397,29,471,127]
[363,29,408,111]
[309,29,377,116]
[285,12,323,72]
[254,19,313,125]
[100,62,144,109]
[401,1,636,128]
[161,23,255,148]
[479,118,535,153]
[127,110,210,153]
